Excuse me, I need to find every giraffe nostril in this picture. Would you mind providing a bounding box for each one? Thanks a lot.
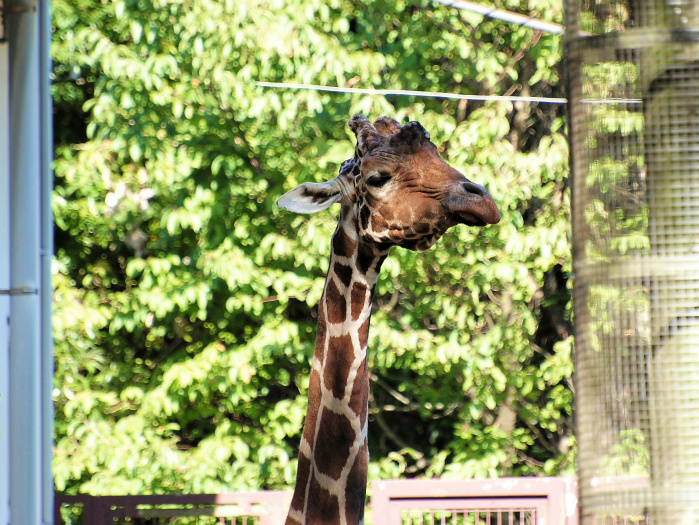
[461,181,487,197]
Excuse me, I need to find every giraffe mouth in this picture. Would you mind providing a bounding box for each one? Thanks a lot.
[455,212,488,227]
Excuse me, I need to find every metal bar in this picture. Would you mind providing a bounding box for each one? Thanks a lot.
[137,506,272,519]
[567,27,699,57]
[388,498,547,511]
[38,0,54,521]
[0,286,38,295]
[8,1,48,525]
[370,477,573,498]
[0,24,9,525]
[256,81,567,104]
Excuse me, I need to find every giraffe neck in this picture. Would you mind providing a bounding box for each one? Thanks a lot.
[286,207,388,525]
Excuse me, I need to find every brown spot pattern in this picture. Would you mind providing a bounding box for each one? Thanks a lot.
[314,408,355,480]
[303,369,322,446]
[324,279,346,324]
[323,334,353,400]
[359,206,370,232]
[333,262,353,289]
[290,453,312,513]
[313,321,327,367]
[370,212,389,234]
[347,357,369,420]
[332,227,355,258]
[356,243,377,275]
[307,475,341,524]
[357,317,371,346]
[344,443,368,525]
[350,282,368,321]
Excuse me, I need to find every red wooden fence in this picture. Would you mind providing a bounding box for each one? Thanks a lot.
[55,478,579,525]
[371,477,578,525]
[55,491,293,525]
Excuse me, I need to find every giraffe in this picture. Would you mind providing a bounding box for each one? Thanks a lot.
[277,114,500,525]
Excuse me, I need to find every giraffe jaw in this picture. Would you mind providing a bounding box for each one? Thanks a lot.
[402,234,442,251]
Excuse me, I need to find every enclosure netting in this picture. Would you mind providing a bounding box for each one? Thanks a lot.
[566,0,699,524]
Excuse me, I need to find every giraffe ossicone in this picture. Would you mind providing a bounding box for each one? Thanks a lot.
[278,114,500,525]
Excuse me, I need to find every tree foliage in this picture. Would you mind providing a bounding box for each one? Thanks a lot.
[52,0,573,495]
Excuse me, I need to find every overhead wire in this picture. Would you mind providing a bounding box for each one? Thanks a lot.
[431,0,566,35]
[255,81,567,104]
[257,0,571,104]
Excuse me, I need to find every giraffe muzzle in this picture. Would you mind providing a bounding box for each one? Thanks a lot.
[445,180,501,227]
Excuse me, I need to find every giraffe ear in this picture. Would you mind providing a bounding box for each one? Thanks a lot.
[277,179,343,214]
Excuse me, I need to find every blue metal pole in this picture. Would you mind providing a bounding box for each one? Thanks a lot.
[7,1,52,524]
[38,0,54,522]
[0,36,12,525]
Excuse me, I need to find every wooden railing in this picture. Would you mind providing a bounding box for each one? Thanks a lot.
[55,492,293,525]
[371,477,578,525]
[54,476,665,525]
[56,478,580,525]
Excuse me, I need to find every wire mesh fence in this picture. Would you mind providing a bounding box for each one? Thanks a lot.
[566,0,699,524]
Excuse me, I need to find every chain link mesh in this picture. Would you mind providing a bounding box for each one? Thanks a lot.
[566,1,699,523]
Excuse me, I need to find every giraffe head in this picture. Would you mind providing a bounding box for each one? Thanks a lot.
[278,114,500,250]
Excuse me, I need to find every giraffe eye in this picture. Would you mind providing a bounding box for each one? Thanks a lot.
[366,171,392,188]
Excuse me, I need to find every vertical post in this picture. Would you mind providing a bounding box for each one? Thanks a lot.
[38,0,54,522]
[564,50,588,525]
[0,29,11,525]
[7,1,53,525]
[370,481,402,525]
